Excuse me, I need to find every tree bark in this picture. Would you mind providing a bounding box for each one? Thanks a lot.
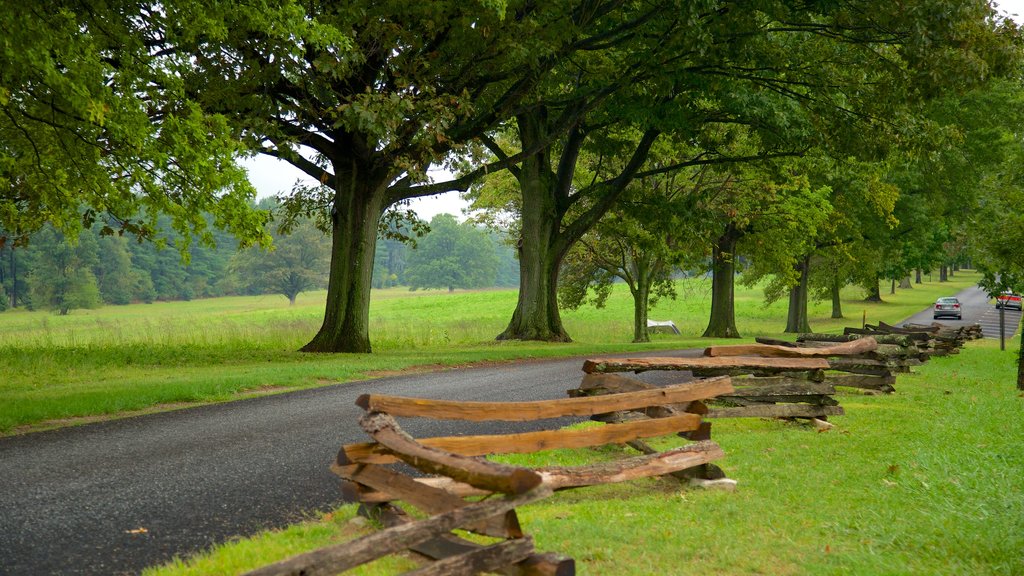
[864,275,882,302]
[830,279,843,319]
[784,255,811,333]
[939,265,948,282]
[890,278,896,295]
[301,164,389,353]
[899,276,912,289]
[915,268,922,284]
[631,273,651,343]
[703,223,741,338]
[1018,334,1024,390]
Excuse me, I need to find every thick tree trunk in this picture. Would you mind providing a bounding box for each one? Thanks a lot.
[301,168,388,353]
[939,265,948,282]
[498,117,570,342]
[784,256,811,333]
[899,276,912,289]
[831,279,843,319]
[703,224,741,338]
[864,275,882,302]
[915,268,922,284]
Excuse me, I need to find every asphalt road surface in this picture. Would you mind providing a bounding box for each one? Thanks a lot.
[900,284,1022,338]
[0,350,697,575]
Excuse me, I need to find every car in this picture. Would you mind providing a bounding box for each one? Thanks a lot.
[996,291,1023,311]
[933,296,962,320]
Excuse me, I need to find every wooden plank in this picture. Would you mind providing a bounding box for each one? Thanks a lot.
[703,338,877,358]
[723,394,839,406]
[340,413,704,466]
[356,376,732,421]
[352,442,720,499]
[826,373,896,391]
[537,441,724,489]
[359,412,543,495]
[728,379,837,395]
[706,404,845,419]
[241,486,552,576]
[401,537,535,576]
[332,463,520,538]
[583,356,830,374]
[373,505,576,576]
[798,333,917,347]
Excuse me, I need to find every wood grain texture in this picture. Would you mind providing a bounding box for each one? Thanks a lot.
[355,376,732,421]
[340,413,704,465]
[360,412,543,494]
[241,486,552,576]
[332,463,520,538]
[706,404,845,419]
[703,337,877,358]
[582,356,830,374]
[401,537,535,576]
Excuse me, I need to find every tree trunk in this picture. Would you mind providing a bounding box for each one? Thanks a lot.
[288,294,297,306]
[784,256,811,333]
[831,279,843,319]
[8,248,16,308]
[864,275,882,302]
[939,265,948,282]
[498,116,570,342]
[702,223,741,338]
[1018,335,1024,390]
[301,166,388,353]
[630,259,652,343]
[915,268,922,284]
[890,278,896,295]
[899,276,912,289]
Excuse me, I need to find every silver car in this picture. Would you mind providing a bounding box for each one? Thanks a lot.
[933,297,962,320]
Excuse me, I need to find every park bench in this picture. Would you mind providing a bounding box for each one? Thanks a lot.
[245,375,732,576]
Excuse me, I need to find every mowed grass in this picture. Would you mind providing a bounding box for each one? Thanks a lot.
[144,338,1024,576]
[0,270,982,434]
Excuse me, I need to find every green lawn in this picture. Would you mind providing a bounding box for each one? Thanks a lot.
[0,270,982,434]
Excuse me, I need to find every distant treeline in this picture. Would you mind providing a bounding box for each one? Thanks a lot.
[0,212,519,314]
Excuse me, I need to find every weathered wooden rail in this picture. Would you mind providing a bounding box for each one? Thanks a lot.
[247,377,733,576]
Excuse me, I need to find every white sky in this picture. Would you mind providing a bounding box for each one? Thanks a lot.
[241,156,468,222]
[243,2,1024,220]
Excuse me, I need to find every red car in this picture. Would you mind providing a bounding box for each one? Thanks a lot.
[996,291,1023,311]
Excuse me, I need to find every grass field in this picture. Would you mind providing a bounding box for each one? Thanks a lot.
[0,271,984,434]
[143,330,1024,575]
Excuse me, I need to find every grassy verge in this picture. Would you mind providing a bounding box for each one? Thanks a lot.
[143,337,1024,575]
[0,271,982,434]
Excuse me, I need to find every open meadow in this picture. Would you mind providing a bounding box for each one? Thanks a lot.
[0,271,987,435]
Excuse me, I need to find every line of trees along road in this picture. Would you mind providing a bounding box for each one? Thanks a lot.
[2,2,1022,357]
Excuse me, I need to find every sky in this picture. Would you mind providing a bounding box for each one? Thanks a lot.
[243,1,1024,220]
[241,156,468,222]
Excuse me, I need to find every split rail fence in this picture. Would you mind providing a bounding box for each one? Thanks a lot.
[245,376,733,576]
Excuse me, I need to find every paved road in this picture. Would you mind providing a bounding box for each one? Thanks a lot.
[900,284,1022,338]
[0,351,696,575]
